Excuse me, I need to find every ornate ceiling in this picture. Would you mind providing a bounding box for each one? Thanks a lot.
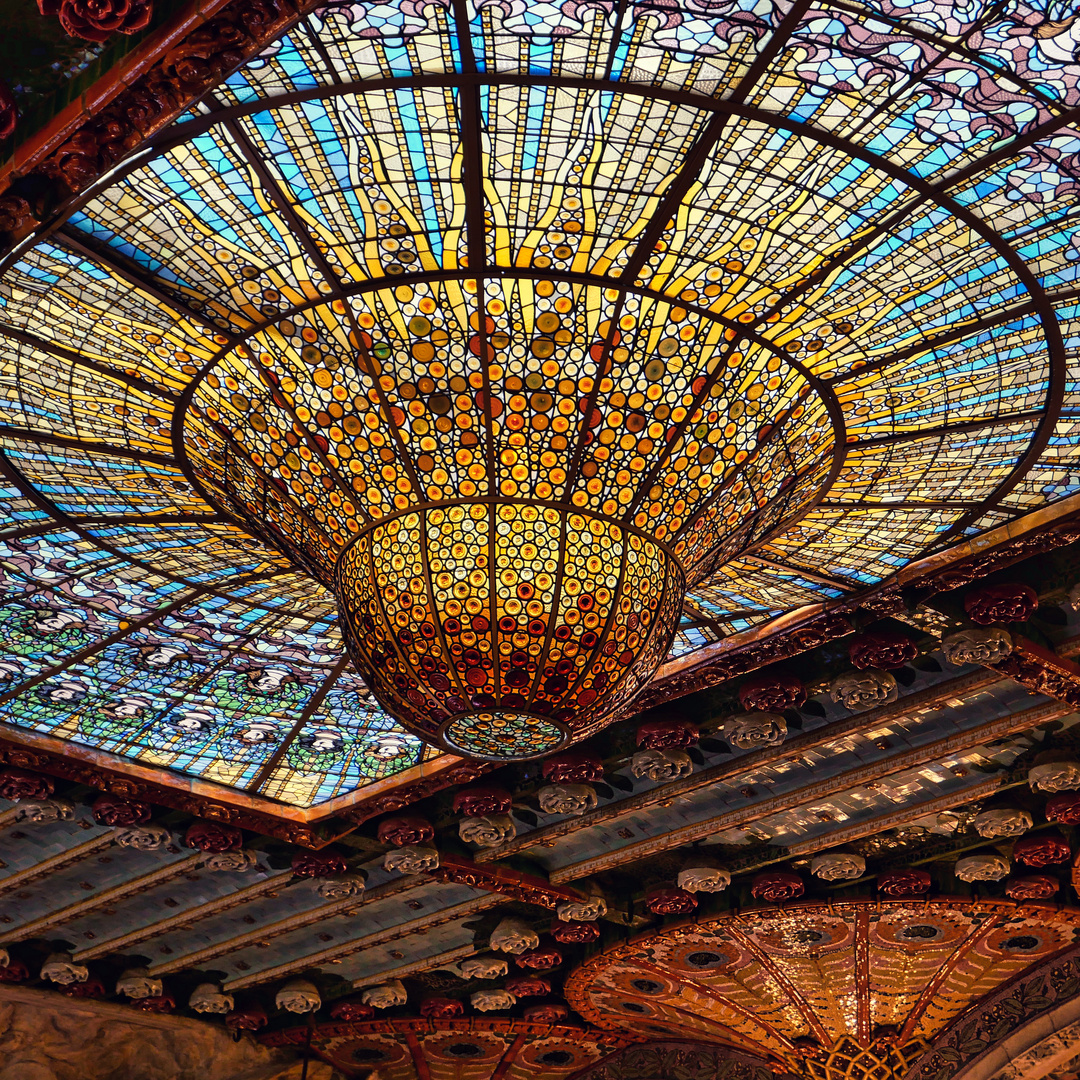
[4,0,1080,1077]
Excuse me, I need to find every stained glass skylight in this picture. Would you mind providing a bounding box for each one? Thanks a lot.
[2,0,1080,791]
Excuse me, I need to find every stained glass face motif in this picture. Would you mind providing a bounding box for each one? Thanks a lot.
[2,0,1080,773]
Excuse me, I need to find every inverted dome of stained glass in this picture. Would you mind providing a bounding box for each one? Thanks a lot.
[2,0,1080,773]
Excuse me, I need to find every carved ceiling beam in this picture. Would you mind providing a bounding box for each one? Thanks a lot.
[349,942,478,990]
[74,873,292,962]
[10,855,204,945]
[150,874,429,977]
[0,832,119,898]
[477,667,1003,862]
[728,775,1004,878]
[223,892,505,992]
[548,699,1071,882]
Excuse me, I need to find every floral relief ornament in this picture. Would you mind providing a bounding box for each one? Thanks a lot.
[973,808,1033,838]
[36,0,152,43]
[750,872,805,902]
[471,989,516,1012]
[226,1006,267,1033]
[0,768,54,802]
[677,866,731,893]
[459,956,508,979]
[542,751,603,784]
[459,813,516,847]
[830,669,898,712]
[15,799,74,823]
[538,783,597,816]
[40,952,88,985]
[276,979,321,1014]
[116,968,163,999]
[113,824,170,850]
[361,980,406,1008]
[201,849,258,872]
[964,582,1038,625]
[877,869,931,897]
[722,712,787,750]
[383,844,440,873]
[91,792,151,827]
[630,748,693,782]
[189,983,234,1014]
[738,672,807,712]
[556,889,607,922]
[636,717,699,749]
[1045,792,1080,825]
[810,852,866,881]
[941,628,1013,666]
[955,854,1011,881]
[316,874,366,900]
[376,815,434,847]
[847,630,918,671]
[1005,876,1059,900]
[420,996,463,1018]
[1014,832,1072,867]
[1028,752,1080,792]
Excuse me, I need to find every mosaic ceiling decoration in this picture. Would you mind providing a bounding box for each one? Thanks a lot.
[2,0,1080,781]
[564,899,1080,1080]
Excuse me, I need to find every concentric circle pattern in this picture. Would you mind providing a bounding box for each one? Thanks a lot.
[2,0,1080,785]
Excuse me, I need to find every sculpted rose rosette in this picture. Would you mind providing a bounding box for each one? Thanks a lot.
[317,875,367,900]
[830,670,898,712]
[738,672,807,712]
[550,919,600,943]
[16,799,74,823]
[964,582,1037,625]
[62,978,106,999]
[523,1003,569,1023]
[750,872,805,903]
[41,952,88,985]
[630,748,693,782]
[185,820,242,854]
[490,917,539,954]
[722,712,787,750]
[1005,875,1059,900]
[36,0,152,43]
[877,869,931,897]
[384,845,439,874]
[330,1001,376,1021]
[361,980,406,1009]
[1046,792,1080,825]
[542,752,603,784]
[189,983,234,1014]
[955,854,1010,882]
[677,866,731,893]
[116,969,162,999]
[453,786,512,817]
[202,849,258,873]
[1014,833,1071,867]
[114,824,169,850]
[505,975,551,997]
[226,1007,268,1033]
[515,946,563,970]
[1029,756,1080,793]
[636,717,699,749]
[0,958,28,983]
[459,813,516,847]
[557,894,607,922]
[471,989,515,1012]
[292,850,348,879]
[973,808,1033,838]
[277,980,321,1014]
[538,784,597,817]
[646,886,698,915]
[941,628,1013,667]
[459,956,508,979]
[91,792,151,827]
[810,853,866,882]
[0,82,16,142]
[377,816,435,847]
[420,996,464,1018]
[0,768,54,803]
[848,631,918,671]
[134,994,175,1014]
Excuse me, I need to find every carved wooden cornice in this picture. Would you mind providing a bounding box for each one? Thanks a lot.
[430,856,585,910]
